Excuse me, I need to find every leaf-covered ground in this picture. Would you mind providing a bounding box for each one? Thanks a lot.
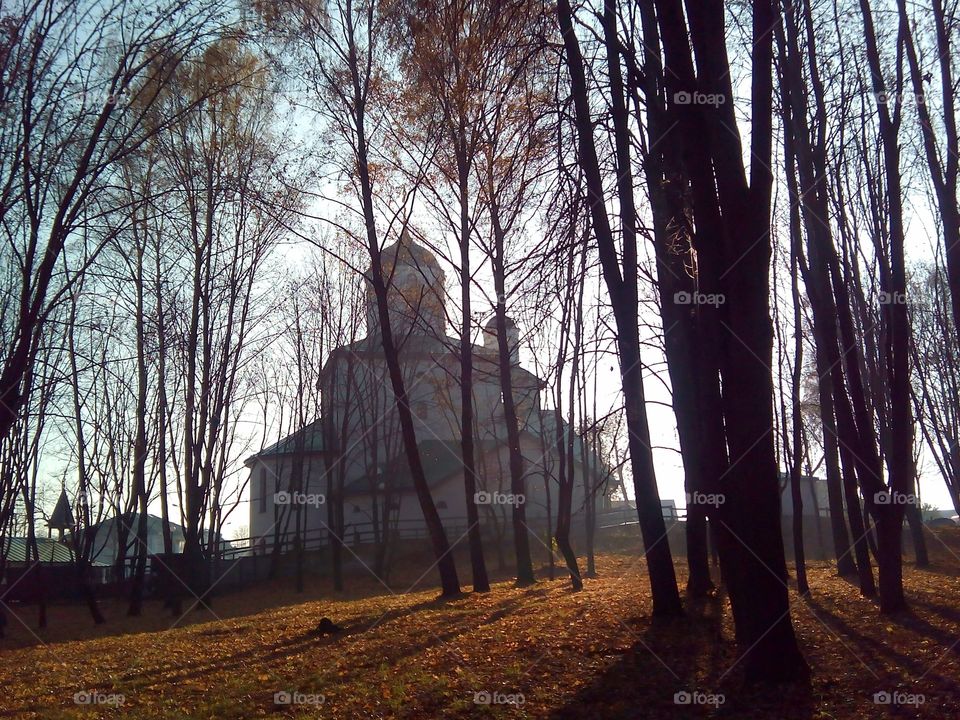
[2,531,960,718]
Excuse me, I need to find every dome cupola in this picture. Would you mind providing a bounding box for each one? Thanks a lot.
[366,230,446,339]
[482,315,520,363]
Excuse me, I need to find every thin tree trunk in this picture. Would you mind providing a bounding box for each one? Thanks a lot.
[353,117,459,599]
[558,0,682,616]
[460,161,491,593]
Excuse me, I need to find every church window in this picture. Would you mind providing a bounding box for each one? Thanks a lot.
[259,469,267,514]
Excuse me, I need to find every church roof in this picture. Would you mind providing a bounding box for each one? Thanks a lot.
[378,231,442,272]
[484,315,517,329]
[246,418,329,465]
[48,488,74,530]
[343,438,505,497]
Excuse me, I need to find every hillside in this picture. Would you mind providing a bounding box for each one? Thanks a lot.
[2,539,960,718]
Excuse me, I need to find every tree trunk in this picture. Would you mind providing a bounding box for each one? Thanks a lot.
[859,0,912,614]
[552,235,582,591]
[128,237,150,617]
[652,0,808,678]
[905,503,929,567]
[632,0,713,597]
[461,162,491,593]
[558,0,682,617]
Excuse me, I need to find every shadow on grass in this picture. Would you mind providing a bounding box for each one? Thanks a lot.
[546,606,814,720]
[802,595,956,688]
[107,593,530,695]
[0,556,545,650]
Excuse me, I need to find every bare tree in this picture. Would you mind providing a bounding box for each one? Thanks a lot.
[0,0,229,450]
[647,0,808,678]
[262,0,461,596]
[556,0,682,617]
[911,264,960,515]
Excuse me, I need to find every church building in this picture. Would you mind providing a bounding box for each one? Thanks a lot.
[247,234,601,553]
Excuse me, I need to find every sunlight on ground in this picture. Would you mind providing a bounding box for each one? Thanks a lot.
[2,536,960,718]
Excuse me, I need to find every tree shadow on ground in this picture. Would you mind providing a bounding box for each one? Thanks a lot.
[0,556,544,650]
[548,598,814,720]
[802,595,956,688]
[104,593,528,694]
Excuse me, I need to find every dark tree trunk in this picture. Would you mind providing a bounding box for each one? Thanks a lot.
[575,251,597,580]
[127,231,150,617]
[456,155,491,594]
[905,503,929,567]
[359,178,460,599]
[539,430,556,580]
[774,7,857,579]
[558,0,682,617]
[127,512,149,616]
[337,14,461,595]
[653,0,808,679]
[632,0,713,597]
[325,351,357,593]
[552,239,582,591]
[859,0,912,614]
[494,306,535,588]
[554,405,582,591]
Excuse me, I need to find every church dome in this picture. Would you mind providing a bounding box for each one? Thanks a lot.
[484,315,517,330]
[366,231,446,339]
[482,314,520,362]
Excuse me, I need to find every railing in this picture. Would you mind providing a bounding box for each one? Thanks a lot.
[223,516,503,562]
[595,505,685,529]
[227,507,683,561]
[99,507,682,581]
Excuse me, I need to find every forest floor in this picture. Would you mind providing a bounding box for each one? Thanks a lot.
[1,530,960,719]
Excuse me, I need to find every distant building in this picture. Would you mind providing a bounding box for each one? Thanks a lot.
[248,233,604,548]
[778,473,831,517]
[0,537,110,595]
[59,512,225,570]
[72,513,188,567]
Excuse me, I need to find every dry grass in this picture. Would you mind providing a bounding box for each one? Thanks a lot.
[1,530,960,718]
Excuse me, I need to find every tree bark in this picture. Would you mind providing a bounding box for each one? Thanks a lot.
[557,0,682,617]
[653,0,809,679]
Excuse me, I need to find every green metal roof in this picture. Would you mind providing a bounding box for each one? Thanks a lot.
[3,537,77,564]
[248,418,328,464]
[343,438,505,497]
